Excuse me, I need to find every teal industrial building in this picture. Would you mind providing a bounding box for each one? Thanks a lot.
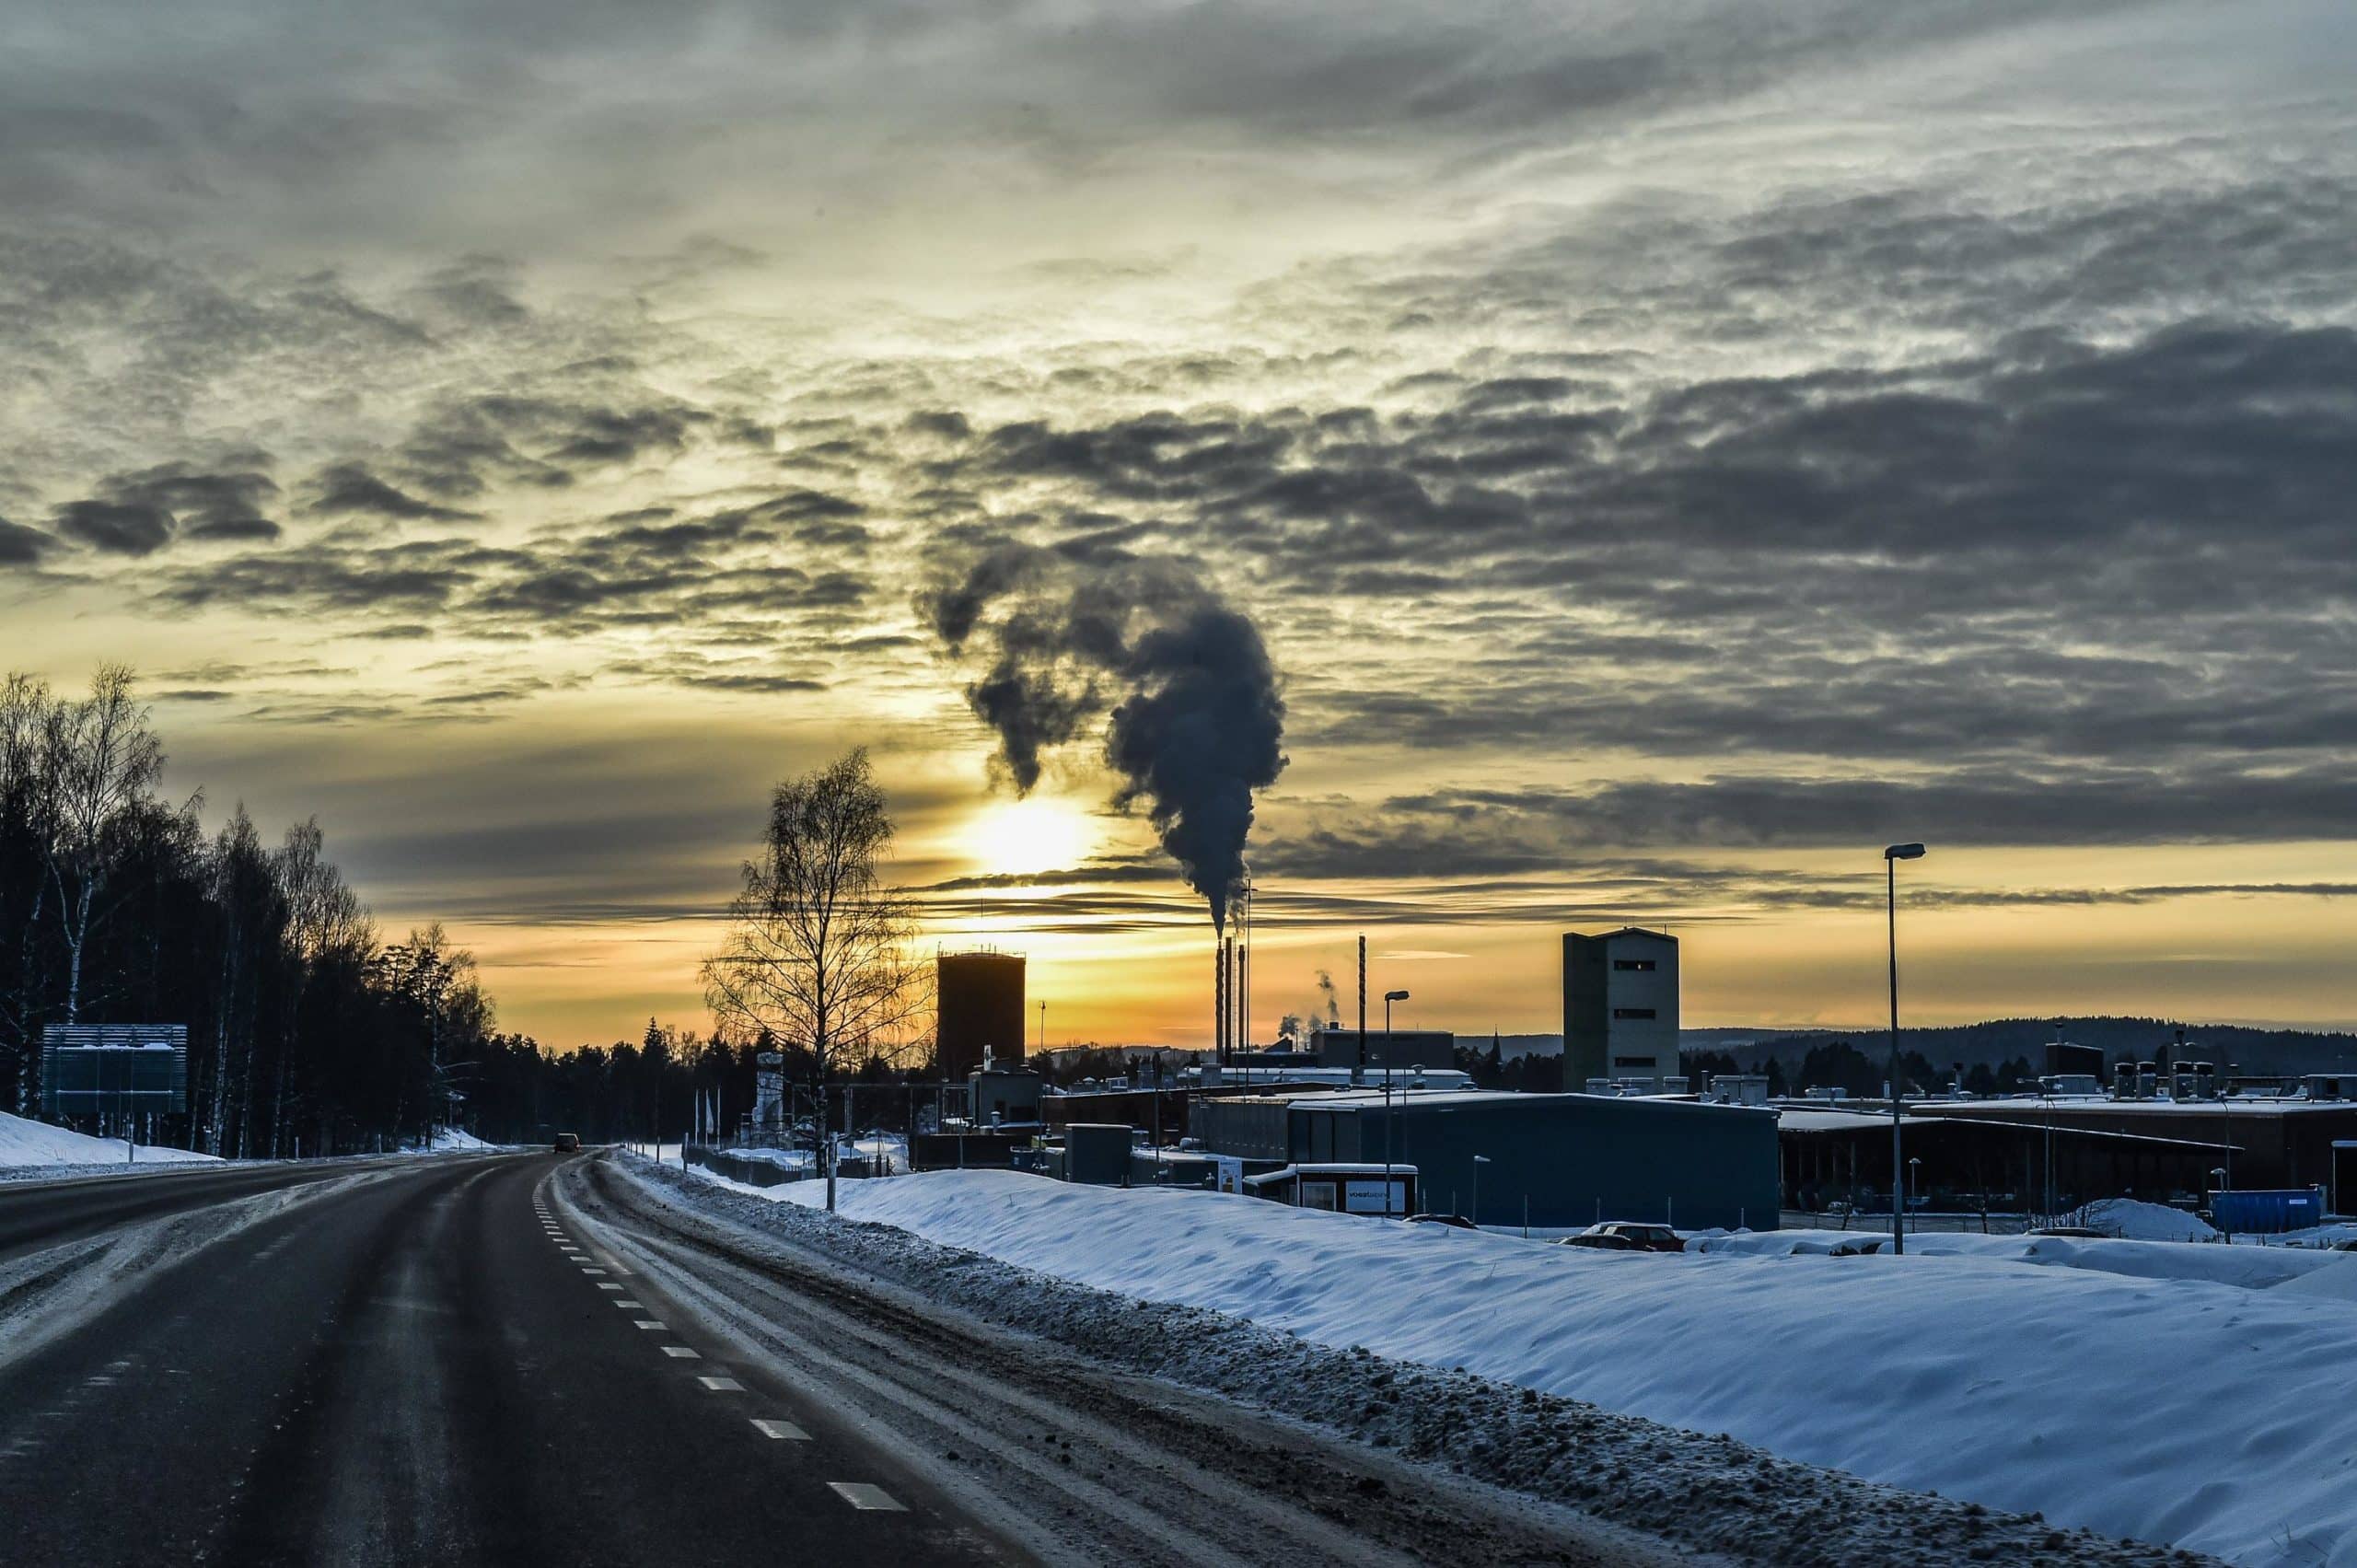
[1193,1088,1779,1230]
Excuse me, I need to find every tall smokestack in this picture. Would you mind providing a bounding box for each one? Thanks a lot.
[1237,943,1248,1054]
[1215,938,1227,1062]
[1357,934,1367,1076]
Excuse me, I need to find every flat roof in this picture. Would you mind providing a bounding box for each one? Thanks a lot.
[1288,1088,1766,1115]
[1920,1097,2356,1120]
[1777,1107,2236,1153]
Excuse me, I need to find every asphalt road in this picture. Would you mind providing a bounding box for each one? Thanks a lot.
[0,1154,1012,1567]
[0,1157,419,1266]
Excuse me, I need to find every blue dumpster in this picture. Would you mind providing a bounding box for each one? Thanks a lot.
[2211,1187,2325,1235]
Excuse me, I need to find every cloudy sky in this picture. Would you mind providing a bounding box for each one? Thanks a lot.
[8,0,2355,1046]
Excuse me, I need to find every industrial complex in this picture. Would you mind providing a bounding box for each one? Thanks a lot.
[680,921,2357,1247]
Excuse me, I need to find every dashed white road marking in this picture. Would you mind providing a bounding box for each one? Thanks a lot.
[751,1419,810,1441]
[661,1345,701,1359]
[633,1320,667,1330]
[580,1267,608,1275]
[613,1298,643,1307]
[698,1376,745,1391]
[828,1482,906,1512]
[597,1283,624,1293]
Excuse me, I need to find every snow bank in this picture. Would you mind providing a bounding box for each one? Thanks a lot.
[0,1110,218,1172]
[743,1167,2357,1566]
[2082,1197,2219,1242]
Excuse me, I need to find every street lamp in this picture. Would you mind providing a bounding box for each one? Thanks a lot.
[1907,1156,1922,1235]
[1384,989,1410,1215]
[1472,1155,1492,1227]
[1884,842,1926,1256]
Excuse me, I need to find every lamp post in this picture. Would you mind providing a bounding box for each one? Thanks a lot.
[1907,1156,1922,1235]
[1471,1155,1492,1227]
[1384,989,1410,1215]
[1884,842,1926,1256]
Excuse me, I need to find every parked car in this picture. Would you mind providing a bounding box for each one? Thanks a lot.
[1406,1213,1479,1230]
[2028,1225,2107,1238]
[552,1132,581,1153]
[1559,1221,1684,1253]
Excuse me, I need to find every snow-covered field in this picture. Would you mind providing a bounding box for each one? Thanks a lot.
[0,1110,219,1176]
[714,1166,2357,1566]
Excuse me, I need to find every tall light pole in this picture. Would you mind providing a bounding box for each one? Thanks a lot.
[1885,842,1926,1256]
[1471,1154,1491,1227]
[1384,988,1410,1215]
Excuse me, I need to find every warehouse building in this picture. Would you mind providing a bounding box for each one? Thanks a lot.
[1296,1025,1457,1073]
[1917,1096,2357,1196]
[1777,1107,2236,1216]
[1193,1087,1778,1230]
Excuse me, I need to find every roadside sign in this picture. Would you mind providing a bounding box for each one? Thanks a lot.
[39,1025,190,1119]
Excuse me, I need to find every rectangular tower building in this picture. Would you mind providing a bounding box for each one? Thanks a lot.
[1562,928,1679,1090]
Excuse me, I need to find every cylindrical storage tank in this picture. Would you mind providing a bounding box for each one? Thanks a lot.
[1065,1122,1133,1186]
[937,949,1027,1082]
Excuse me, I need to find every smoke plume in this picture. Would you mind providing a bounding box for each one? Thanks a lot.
[922,543,1285,931]
[1315,970,1341,1025]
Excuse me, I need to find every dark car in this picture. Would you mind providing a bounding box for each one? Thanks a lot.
[1406,1213,1479,1230]
[1559,1221,1683,1253]
[552,1132,581,1153]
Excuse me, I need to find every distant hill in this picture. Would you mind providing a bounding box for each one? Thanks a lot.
[1461,1020,2357,1075]
[1688,1018,2357,1076]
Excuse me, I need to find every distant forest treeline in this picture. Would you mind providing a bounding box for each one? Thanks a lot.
[1689,1016,2357,1086]
[0,667,929,1155]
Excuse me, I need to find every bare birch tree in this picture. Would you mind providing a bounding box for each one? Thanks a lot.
[42,664,164,1025]
[702,748,923,1211]
[0,674,57,1112]
[269,818,373,1155]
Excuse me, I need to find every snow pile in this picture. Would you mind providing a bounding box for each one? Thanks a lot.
[0,1110,218,1172]
[1702,1228,2351,1293]
[733,1145,815,1172]
[2082,1198,2218,1242]
[405,1125,493,1152]
[741,1167,2357,1565]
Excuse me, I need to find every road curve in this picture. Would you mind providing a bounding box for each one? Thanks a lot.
[0,1153,1012,1567]
[558,1154,1686,1568]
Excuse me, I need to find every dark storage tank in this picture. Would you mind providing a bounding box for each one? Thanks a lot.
[937,949,1026,1081]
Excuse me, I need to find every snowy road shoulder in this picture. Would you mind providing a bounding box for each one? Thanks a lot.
[626,1156,2218,1568]
[0,1109,221,1179]
[670,1161,2356,1567]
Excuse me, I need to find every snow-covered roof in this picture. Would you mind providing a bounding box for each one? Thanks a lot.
[1776,1107,2237,1151]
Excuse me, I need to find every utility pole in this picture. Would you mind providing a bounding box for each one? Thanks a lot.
[1884,842,1925,1256]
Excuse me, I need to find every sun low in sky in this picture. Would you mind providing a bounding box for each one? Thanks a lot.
[4,0,2354,1047]
[958,798,1101,881]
